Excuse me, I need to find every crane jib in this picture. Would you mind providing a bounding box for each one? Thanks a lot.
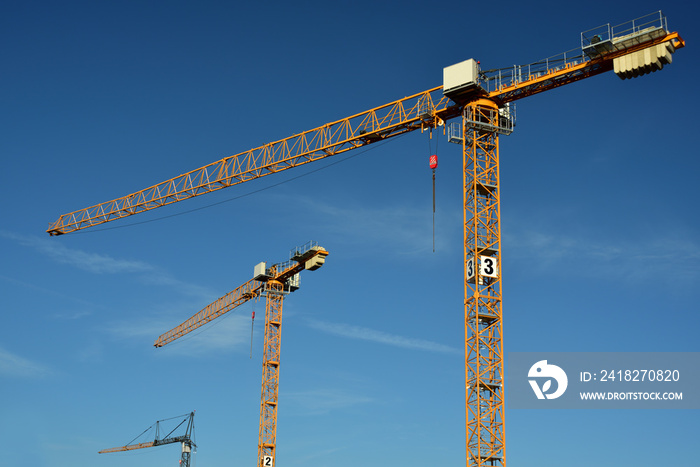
[47,29,683,237]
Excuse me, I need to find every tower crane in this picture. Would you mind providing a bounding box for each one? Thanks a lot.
[99,411,196,467]
[154,241,328,467]
[47,11,685,467]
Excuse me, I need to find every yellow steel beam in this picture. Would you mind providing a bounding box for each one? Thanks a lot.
[46,89,455,236]
[154,278,261,348]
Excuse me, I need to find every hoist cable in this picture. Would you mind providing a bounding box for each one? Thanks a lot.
[250,300,255,359]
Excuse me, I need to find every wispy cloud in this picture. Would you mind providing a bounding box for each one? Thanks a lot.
[0,274,96,317]
[291,447,348,466]
[306,318,460,354]
[54,310,93,320]
[136,271,215,300]
[284,387,373,415]
[111,311,252,355]
[293,196,446,255]
[0,347,52,378]
[1,231,152,274]
[504,228,700,284]
[1,231,215,300]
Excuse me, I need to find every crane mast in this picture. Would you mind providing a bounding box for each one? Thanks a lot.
[47,11,685,467]
[460,100,510,465]
[259,279,284,466]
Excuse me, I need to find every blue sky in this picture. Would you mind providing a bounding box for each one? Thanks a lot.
[1,1,698,466]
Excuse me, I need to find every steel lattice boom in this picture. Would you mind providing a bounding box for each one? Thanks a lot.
[154,243,327,348]
[46,23,682,238]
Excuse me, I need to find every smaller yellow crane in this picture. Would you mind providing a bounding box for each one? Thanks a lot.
[99,411,196,466]
[154,241,329,467]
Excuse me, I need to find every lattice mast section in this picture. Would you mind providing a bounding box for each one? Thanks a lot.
[181,442,193,467]
[258,280,284,467]
[463,99,507,467]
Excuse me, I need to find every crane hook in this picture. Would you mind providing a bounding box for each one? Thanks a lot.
[428,130,438,253]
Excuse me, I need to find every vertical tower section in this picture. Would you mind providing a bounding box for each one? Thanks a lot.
[181,442,192,467]
[463,99,512,467]
[258,280,284,467]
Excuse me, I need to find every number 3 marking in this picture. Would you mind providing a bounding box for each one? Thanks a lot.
[483,258,494,275]
[467,258,476,281]
[479,256,498,278]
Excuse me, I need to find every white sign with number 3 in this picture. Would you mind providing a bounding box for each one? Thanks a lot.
[467,258,475,281]
[479,256,498,278]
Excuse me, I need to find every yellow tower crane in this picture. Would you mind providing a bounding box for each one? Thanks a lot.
[46,11,685,467]
[154,241,328,467]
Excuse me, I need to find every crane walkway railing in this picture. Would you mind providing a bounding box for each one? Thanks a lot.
[481,10,668,94]
[482,48,587,94]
